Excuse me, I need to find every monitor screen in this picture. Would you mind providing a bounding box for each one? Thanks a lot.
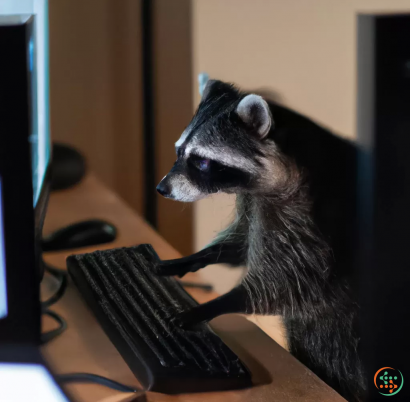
[31,0,51,207]
[0,0,51,207]
[0,178,7,320]
[0,363,69,402]
[29,0,50,206]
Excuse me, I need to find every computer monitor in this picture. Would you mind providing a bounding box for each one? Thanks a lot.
[0,179,6,321]
[357,13,410,399]
[31,1,51,238]
[0,9,51,341]
[0,7,72,400]
[0,1,51,211]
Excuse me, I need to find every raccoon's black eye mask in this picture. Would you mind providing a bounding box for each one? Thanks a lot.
[187,154,252,190]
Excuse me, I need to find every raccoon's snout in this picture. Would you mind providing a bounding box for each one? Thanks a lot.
[156,179,171,197]
[157,173,207,202]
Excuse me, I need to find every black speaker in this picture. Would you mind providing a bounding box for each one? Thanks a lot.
[50,143,86,191]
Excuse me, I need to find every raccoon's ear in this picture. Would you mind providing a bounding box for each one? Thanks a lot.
[236,94,273,139]
[201,79,219,100]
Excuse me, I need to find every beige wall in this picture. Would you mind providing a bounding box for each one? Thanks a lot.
[192,0,410,291]
[49,0,144,215]
[154,0,194,256]
[49,1,194,255]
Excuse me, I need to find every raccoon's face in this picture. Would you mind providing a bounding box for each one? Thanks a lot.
[157,80,286,202]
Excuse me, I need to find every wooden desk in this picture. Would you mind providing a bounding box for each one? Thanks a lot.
[41,174,344,402]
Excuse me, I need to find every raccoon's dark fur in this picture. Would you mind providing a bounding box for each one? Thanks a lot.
[156,80,365,401]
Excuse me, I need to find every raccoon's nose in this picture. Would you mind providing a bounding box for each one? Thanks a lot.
[156,181,170,197]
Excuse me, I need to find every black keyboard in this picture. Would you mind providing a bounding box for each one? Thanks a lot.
[66,244,251,394]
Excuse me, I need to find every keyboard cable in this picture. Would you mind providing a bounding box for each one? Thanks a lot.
[41,259,144,394]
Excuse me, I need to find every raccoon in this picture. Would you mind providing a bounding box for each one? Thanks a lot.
[156,80,365,401]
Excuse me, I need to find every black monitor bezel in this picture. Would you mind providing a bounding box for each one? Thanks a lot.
[0,15,50,344]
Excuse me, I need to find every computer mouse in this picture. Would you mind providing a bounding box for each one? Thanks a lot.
[42,219,117,252]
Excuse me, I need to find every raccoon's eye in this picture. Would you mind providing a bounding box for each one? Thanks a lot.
[198,158,211,171]
[189,155,211,172]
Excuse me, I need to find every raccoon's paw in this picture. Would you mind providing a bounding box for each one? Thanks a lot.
[170,308,203,330]
[154,260,191,277]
